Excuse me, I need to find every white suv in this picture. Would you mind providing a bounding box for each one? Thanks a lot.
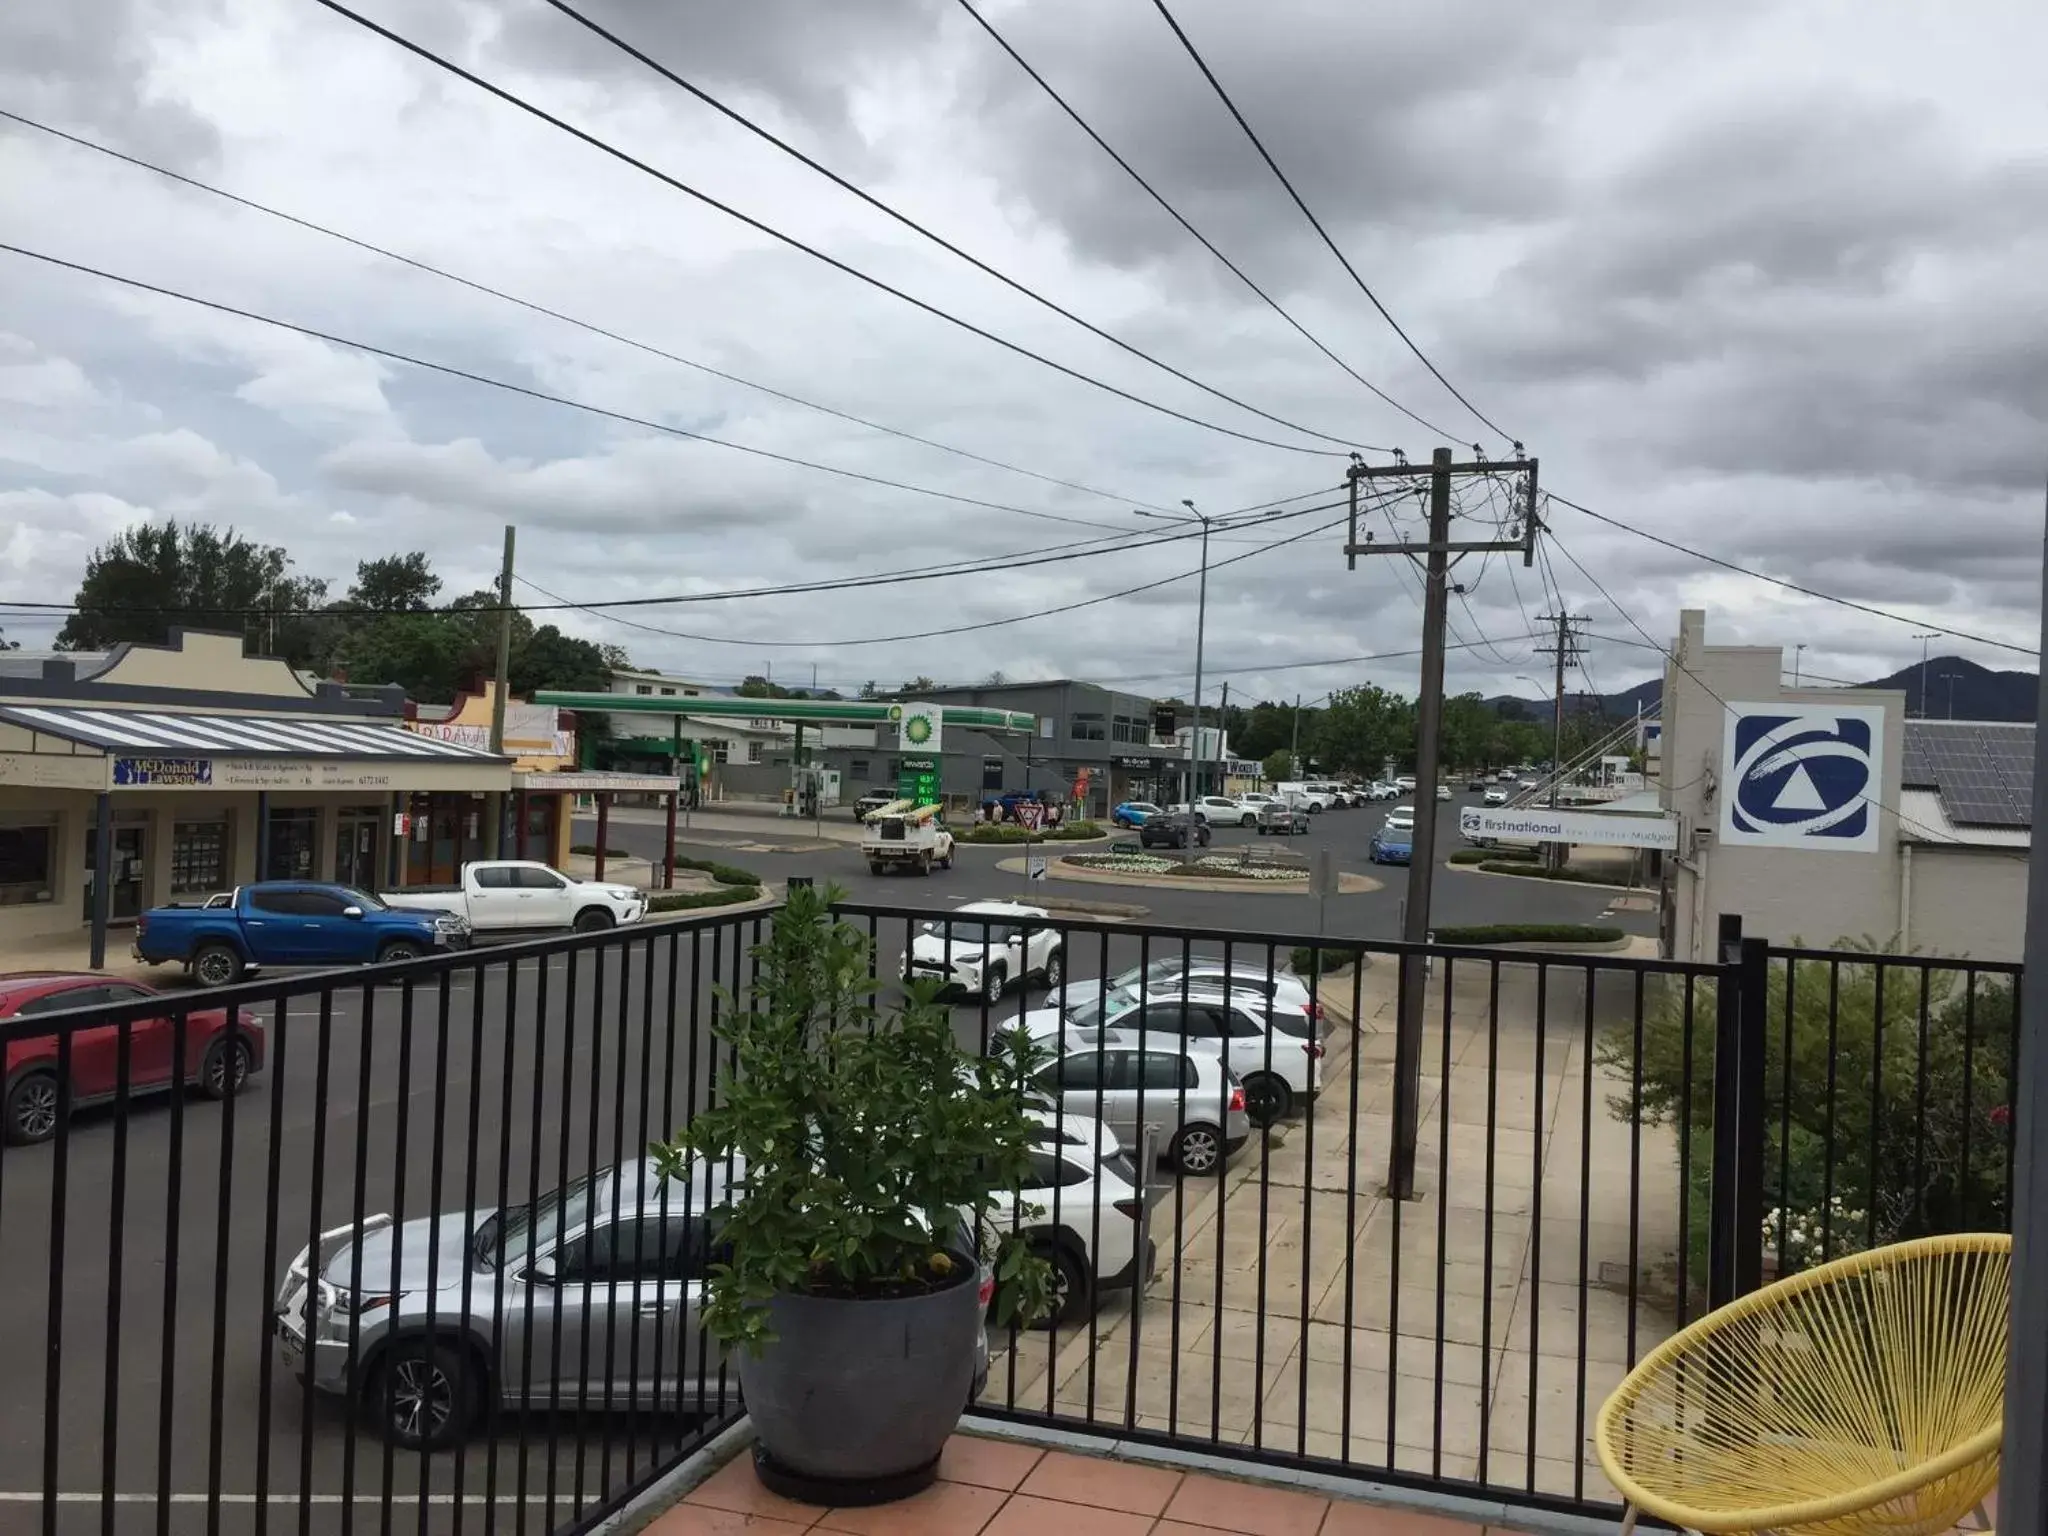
[902,901,1063,1004]
[993,1108,1157,1327]
[1186,795,1251,826]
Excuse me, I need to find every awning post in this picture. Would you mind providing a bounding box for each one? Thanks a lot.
[594,794,610,881]
[89,792,112,971]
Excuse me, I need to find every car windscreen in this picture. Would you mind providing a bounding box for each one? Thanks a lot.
[494,1169,606,1269]
[920,920,995,944]
[1067,986,1140,1029]
[337,886,386,910]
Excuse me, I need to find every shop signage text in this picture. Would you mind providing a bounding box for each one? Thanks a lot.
[215,759,399,791]
[114,755,213,787]
[1459,805,1678,851]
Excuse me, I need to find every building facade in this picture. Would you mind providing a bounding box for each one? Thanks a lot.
[1659,610,2029,962]
[0,630,509,955]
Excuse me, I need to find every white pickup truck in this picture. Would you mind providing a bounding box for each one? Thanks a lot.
[381,860,648,934]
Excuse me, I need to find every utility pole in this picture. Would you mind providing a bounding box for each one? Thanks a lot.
[1536,613,1586,810]
[1793,642,1808,687]
[1290,693,1302,779]
[1913,632,1939,717]
[490,525,516,754]
[1216,682,1229,797]
[1346,447,1537,1200]
[1136,499,1216,862]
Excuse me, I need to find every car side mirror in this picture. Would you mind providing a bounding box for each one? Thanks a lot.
[341,906,364,919]
[529,1252,558,1285]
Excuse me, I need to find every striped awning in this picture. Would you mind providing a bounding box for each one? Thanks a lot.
[0,705,507,761]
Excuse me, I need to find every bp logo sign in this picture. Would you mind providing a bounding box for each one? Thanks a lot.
[889,702,943,751]
[1720,702,1885,852]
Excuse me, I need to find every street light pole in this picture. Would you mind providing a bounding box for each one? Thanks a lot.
[1913,632,1939,718]
[1137,500,1215,862]
[1793,643,1807,687]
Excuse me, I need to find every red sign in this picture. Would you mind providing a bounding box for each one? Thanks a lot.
[1074,768,1092,800]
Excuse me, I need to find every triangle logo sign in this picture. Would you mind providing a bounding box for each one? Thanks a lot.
[1772,763,1828,813]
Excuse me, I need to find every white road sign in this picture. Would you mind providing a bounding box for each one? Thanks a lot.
[1460,805,1678,851]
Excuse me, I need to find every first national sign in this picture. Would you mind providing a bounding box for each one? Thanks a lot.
[1459,804,1677,851]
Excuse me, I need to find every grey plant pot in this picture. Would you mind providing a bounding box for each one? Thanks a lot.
[739,1250,981,1490]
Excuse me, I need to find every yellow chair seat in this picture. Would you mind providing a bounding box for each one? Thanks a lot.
[1595,1233,2008,1536]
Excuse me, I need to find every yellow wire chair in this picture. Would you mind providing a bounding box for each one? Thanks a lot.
[1595,1232,2009,1536]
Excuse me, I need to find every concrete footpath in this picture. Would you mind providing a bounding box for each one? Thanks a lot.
[987,943,1680,1504]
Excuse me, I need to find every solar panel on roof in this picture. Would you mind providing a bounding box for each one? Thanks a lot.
[1896,721,2035,829]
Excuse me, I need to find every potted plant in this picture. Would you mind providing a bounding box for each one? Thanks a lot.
[651,883,1050,1505]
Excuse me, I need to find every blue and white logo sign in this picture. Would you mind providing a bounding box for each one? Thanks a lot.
[1720,702,1885,853]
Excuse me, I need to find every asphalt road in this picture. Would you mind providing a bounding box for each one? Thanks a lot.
[0,796,1657,1532]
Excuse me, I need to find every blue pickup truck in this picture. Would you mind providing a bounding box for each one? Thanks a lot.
[134,882,470,987]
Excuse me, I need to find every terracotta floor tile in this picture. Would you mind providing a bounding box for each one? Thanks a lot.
[1160,1471,1331,1534]
[938,1433,1045,1490]
[1017,1448,1183,1516]
[640,1504,816,1535]
[980,1493,1155,1536]
[686,1454,824,1524]
[1317,1501,1485,1535]
[814,1478,1007,1534]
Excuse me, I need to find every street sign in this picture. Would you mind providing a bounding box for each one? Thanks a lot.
[1026,856,1047,881]
[1017,803,1046,831]
[1458,804,1678,850]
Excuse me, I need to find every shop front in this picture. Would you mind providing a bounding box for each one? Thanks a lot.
[1110,754,1175,809]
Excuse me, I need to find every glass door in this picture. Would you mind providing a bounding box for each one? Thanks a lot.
[83,823,148,921]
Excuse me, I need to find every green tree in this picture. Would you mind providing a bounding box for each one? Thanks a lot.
[57,521,327,662]
[1234,700,1302,761]
[1261,747,1294,784]
[857,680,881,699]
[1439,692,1500,770]
[443,587,534,664]
[332,612,472,702]
[897,675,937,694]
[346,552,441,612]
[509,625,613,694]
[1315,684,1411,772]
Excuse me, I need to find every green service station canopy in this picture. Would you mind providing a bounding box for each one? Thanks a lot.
[531,694,1036,808]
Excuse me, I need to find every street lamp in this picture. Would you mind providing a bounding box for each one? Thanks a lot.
[1136,499,1217,861]
[1793,643,1808,686]
[1913,633,1939,718]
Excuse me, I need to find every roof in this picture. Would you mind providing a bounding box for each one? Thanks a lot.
[1898,788,2031,850]
[0,705,506,761]
[1900,720,2033,831]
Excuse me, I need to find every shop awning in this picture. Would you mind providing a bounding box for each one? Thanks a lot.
[0,705,508,762]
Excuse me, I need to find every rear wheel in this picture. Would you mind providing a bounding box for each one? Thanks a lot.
[191,944,244,988]
[1172,1122,1224,1176]
[572,907,614,933]
[197,1034,253,1100]
[917,853,933,877]
[3,1070,60,1145]
[1241,1072,1293,1128]
[1027,1242,1089,1329]
[869,860,886,876]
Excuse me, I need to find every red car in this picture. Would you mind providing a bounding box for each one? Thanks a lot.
[0,973,265,1145]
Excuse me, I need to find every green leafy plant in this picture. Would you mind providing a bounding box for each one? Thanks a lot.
[670,856,763,887]
[651,883,1053,1351]
[646,887,759,912]
[1290,945,1362,977]
[1476,859,1618,884]
[1449,845,1539,865]
[569,843,630,858]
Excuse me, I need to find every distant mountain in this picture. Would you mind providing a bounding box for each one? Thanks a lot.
[1484,656,2039,723]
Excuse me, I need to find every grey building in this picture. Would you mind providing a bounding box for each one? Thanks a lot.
[1659,610,2029,962]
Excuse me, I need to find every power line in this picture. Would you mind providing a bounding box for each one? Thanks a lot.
[511,494,1398,650]
[1088,631,1550,688]
[1147,0,1513,445]
[952,0,1446,444]
[0,240,1158,538]
[0,106,1161,524]
[1547,492,2039,659]
[306,0,1357,460]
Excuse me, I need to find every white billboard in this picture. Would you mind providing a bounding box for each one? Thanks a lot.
[1719,701,1885,853]
[1459,805,1678,850]
[890,701,944,753]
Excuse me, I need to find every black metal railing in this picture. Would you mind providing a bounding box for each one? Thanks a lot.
[3,899,2020,1530]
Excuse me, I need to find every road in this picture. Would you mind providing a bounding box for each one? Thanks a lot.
[0,795,1657,1532]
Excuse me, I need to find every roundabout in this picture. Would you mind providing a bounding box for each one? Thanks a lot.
[994,851,1383,895]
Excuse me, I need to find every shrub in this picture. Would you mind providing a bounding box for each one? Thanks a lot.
[1290,945,1362,978]
[1447,848,1492,865]
[647,886,760,912]
[569,843,630,857]
[955,824,1032,844]
[1599,941,2014,1279]
[1477,860,1615,883]
[1052,820,1103,840]
[672,855,762,887]
[1433,924,1624,946]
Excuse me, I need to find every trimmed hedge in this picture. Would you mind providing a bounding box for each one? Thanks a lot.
[1433,923,1625,946]
[569,843,630,858]
[671,855,763,887]
[1290,945,1363,978]
[1477,860,1622,884]
[647,886,761,913]
[1449,844,1539,865]
[955,820,1107,844]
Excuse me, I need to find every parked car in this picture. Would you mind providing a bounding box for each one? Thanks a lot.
[1517,778,1540,791]
[1139,812,1211,849]
[1111,801,1162,828]
[1256,799,1310,836]
[1111,955,1326,1038]
[1466,779,1489,793]
[1310,782,1354,808]
[1436,784,1453,801]
[1370,826,1414,865]
[1001,1110,1159,1327]
[1273,782,1334,812]
[1236,792,1279,815]
[1365,781,1399,801]
[1025,1036,1248,1175]
[1384,805,1416,832]
[1187,795,1249,826]
[381,860,646,934]
[135,883,469,988]
[1025,989,1322,1129]
[0,972,265,1145]
[275,1155,992,1450]
[1482,787,1509,806]
[901,900,1062,1004]
[852,787,898,822]
[1497,768,1519,783]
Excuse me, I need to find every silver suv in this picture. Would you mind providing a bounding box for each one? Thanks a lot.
[1026,1038,1249,1175]
[274,1157,991,1449]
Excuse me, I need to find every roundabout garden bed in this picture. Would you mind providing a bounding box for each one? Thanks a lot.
[1063,851,1310,882]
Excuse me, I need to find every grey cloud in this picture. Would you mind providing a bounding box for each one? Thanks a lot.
[0,0,220,166]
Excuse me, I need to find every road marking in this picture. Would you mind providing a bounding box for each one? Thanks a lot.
[1,1491,564,1504]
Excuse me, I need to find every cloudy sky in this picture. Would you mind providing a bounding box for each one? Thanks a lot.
[3,0,2044,710]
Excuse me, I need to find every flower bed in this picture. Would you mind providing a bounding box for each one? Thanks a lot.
[1063,852,1308,881]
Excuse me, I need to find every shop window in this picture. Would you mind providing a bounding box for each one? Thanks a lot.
[1113,715,1147,744]
[711,741,730,764]
[1070,713,1106,741]
[849,758,871,777]
[0,822,54,907]
[264,808,319,882]
[633,683,653,695]
[170,820,227,895]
